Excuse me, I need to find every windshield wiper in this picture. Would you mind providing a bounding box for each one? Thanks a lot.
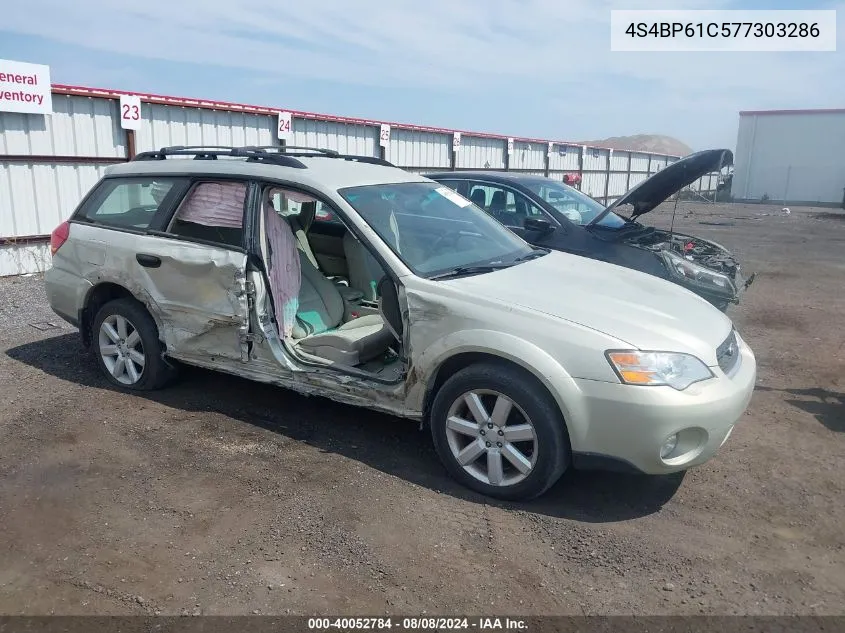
[513,248,548,262]
[428,263,516,280]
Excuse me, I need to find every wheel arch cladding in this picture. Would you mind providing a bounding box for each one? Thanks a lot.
[421,344,583,449]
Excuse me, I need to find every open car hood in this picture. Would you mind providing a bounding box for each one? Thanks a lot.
[588,148,733,226]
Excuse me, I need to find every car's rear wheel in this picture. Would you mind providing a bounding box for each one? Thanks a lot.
[430,363,570,500]
[92,298,175,391]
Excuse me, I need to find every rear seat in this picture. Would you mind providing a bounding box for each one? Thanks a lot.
[291,249,393,366]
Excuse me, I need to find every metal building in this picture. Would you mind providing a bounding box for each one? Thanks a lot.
[732,109,845,207]
[1,84,716,277]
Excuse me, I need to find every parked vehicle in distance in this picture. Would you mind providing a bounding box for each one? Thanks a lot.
[426,149,754,311]
[45,145,756,500]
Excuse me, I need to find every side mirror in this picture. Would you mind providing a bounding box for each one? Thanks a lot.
[523,217,554,233]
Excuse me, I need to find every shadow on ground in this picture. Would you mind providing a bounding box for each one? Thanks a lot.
[7,333,685,523]
[756,385,844,433]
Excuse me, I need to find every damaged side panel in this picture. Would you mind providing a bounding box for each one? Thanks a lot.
[73,224,250,362]
[134,240,250,361]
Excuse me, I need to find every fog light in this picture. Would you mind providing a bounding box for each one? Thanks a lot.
[660,433,679,459]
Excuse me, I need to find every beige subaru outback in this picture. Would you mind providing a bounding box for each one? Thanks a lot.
[44,146,756,500]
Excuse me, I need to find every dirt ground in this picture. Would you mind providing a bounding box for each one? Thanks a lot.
[0,201,843,617]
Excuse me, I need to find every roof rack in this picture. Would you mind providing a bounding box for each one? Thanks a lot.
[132,145,397,169]
[132,146,308,169]
[241,145,396,167]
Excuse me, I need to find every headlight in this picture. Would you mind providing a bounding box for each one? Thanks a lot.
[606,350,714,390]
[661,251,735,294]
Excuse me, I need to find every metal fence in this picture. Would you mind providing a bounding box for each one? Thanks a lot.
[0,84,720,276]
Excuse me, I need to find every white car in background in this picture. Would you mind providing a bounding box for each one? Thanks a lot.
[44,146,756,500]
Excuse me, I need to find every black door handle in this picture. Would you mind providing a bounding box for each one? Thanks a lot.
[136,254,162,268]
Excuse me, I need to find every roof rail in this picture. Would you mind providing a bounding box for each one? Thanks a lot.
[241,145,396,167]
[132,146,307,169]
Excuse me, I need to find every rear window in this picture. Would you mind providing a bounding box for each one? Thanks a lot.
[78,178,185,230]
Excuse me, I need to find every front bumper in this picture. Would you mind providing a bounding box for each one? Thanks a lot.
[569,335,756,475]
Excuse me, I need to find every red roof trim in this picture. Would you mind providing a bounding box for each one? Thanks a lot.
[740,108,845,116]
[50,83,681,158]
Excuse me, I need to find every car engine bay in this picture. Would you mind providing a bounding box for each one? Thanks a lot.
[626,227,740,280]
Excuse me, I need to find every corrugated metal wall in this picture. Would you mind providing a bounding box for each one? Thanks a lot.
[1,84,722,276]
[733,110,845,204]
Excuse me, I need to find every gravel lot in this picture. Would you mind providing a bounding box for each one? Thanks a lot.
[0,202,843,616]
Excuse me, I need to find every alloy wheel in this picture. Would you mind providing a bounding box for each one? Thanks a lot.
[444,389,538,487]
[98,314,146,385]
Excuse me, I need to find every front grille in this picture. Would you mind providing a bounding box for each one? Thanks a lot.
[716,329,741,376]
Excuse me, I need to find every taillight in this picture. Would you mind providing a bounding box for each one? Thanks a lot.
[50,221,70,256]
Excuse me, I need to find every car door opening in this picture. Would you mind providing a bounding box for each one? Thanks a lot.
[256,186,405,382]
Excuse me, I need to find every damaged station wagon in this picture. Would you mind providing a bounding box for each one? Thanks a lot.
[45,146,756,500]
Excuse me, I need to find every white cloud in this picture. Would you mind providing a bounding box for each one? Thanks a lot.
[2,0,843,148]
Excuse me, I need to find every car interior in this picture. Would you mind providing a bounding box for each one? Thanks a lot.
[258,187,405,381]
[466,184,533,228]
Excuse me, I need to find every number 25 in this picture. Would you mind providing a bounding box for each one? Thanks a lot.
[122,104,139,120]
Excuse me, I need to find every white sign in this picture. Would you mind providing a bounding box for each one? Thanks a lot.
[452,131,461,152]
[379,124,391,149]
[119,94,142,130]
[547,142,554,157]
[507,137,514,155]
[277,111,293,140]
[0,59,52,115]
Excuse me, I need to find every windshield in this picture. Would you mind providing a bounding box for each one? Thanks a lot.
[339,182,534,277]
[524,180,627,228]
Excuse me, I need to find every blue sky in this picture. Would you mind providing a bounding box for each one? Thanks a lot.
[1,0,843,151]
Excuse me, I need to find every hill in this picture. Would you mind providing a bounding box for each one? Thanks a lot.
[580,134,694,157]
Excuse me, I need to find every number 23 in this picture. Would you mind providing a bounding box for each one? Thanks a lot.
[122,104,140,120]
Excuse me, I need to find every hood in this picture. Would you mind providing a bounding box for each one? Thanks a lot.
[449,251,733,365]
[588,148,733,226]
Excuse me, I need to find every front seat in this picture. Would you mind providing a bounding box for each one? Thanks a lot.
[513,198,529,227]
[470,188,487,208]
[489,190,508,222]
[292,250,393,365]
[343,231,385,301]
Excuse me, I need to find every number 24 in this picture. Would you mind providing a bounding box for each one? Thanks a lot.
[122,104,140,120]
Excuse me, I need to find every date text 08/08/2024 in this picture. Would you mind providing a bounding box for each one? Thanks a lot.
[624,21,820,38]
[307,617,529,630]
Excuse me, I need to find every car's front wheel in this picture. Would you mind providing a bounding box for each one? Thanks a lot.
[430,363,570,500]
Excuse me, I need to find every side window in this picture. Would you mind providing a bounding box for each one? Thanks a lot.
[78,178,183,230]
[168,180,247,248]
[265,187,323,225]
[467,182,548,229]
[313,202,338,223]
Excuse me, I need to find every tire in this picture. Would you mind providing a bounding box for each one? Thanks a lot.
[92,298,176,391]
[429,363,570,501]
